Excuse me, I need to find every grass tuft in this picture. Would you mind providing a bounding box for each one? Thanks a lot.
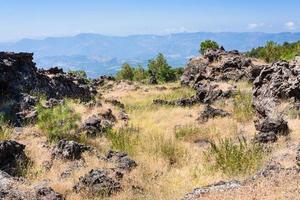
[233,90,254,122]
[174,124,217,142]
[36,101,81,142]
[204,137,266,176]
[107,125,140,155]
[0,114,12,140]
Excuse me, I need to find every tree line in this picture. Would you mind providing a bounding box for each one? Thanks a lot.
[116,53,183,84]
[247,41,300,62]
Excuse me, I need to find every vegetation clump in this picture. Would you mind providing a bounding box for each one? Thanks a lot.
[116,53,183,83]
[107,125,140,155]
[205,138,266,176]
[247,40,300,62]
[36,101,81,142]
[233,90,254,122]
[199,40,220,54]
[0,114,11,140]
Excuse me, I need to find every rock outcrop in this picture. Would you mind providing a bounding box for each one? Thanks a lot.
[52,140,90,160]
[105,150,137,172]
[82,109,116,137]
[154,81,236,106]
[181,48,265,87]
[0,52,95,125]
[0,140,28,176]
[252,60,300,142]
[73,169,122,196]
[197,105,230,122]
[36,187,65,200]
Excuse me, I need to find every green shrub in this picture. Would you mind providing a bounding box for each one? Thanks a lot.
[204,138,265,176]
[233,90,254,122]
[199,40,220,55]
[116,63,135,81]
[0,114,11,140]
[148,53,176,83]
[107,125,140,155]
[36,102,80,142]
[247,40,300,62]
[68,70,88,79]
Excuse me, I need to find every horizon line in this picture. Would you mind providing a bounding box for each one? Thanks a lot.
[2,31,300,43]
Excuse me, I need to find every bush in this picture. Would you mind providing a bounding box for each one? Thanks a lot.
[0,114,11,140]
[247,40,300,62]
[36,102,81,142]
[133,65,148,82]
[116,63,135,81]
[204,138,265,176]
[107,125,140,155]
[148,53,176,83]
[199,40,220,55]
[68,70,88,79]
[233,90,254,122]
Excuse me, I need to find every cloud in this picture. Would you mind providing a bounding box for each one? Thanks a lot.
[285,21,296,30]
[247,23,258,29]
[247,23,265,29]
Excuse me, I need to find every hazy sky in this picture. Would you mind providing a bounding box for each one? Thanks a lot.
[0,0,299,41]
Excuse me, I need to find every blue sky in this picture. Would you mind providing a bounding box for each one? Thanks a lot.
[0,0,299,41]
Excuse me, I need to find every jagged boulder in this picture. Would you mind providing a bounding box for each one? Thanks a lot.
[181,48,264,87]
[118,110,129,121]
[153,82,236,106]
[91,75,115,87]
[0,52,95,125]
[36,187,65,200]
[42,98,64,109]
[183,180,241,200]
[0,171,36,200]
[105,150,137,171]
[296,146,300,167]
[254,115,289,136]
[253,61,300,101]
[52,140,90,160]
[0,140,28,176]
[254,132,278,143]
[197,105,230,122]
[252,60,300,143]
[82,109,116,137]
[73,169,122,196]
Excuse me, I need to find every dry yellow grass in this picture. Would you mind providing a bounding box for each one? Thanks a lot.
[12,81,299,200]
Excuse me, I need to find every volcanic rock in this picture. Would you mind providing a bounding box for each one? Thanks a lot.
[0,52,95,125]
[181,48,264,87]
[0,140,28,176]
[105,150,137,171]
[73,169,122,196]
[197,105,230,122]
[36,187,65,200]
[52,140,90,160]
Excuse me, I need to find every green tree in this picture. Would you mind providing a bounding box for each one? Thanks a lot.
[247,40,300,62]
[133,65,148,82]
[264,41,281,63]
[148,53,176,83]
[116,63,134,81]
[199,40,220,54]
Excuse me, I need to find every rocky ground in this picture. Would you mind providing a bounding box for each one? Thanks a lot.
[1,49,300,200]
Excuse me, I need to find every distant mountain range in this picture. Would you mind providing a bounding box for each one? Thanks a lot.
[1,32,300,77]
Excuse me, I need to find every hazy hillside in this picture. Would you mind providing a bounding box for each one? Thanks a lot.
[1,32,300,77]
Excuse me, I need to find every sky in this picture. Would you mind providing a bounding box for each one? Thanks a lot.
[0,0,299,42]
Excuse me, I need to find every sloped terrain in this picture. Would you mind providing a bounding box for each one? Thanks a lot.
[1,50,300,200]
